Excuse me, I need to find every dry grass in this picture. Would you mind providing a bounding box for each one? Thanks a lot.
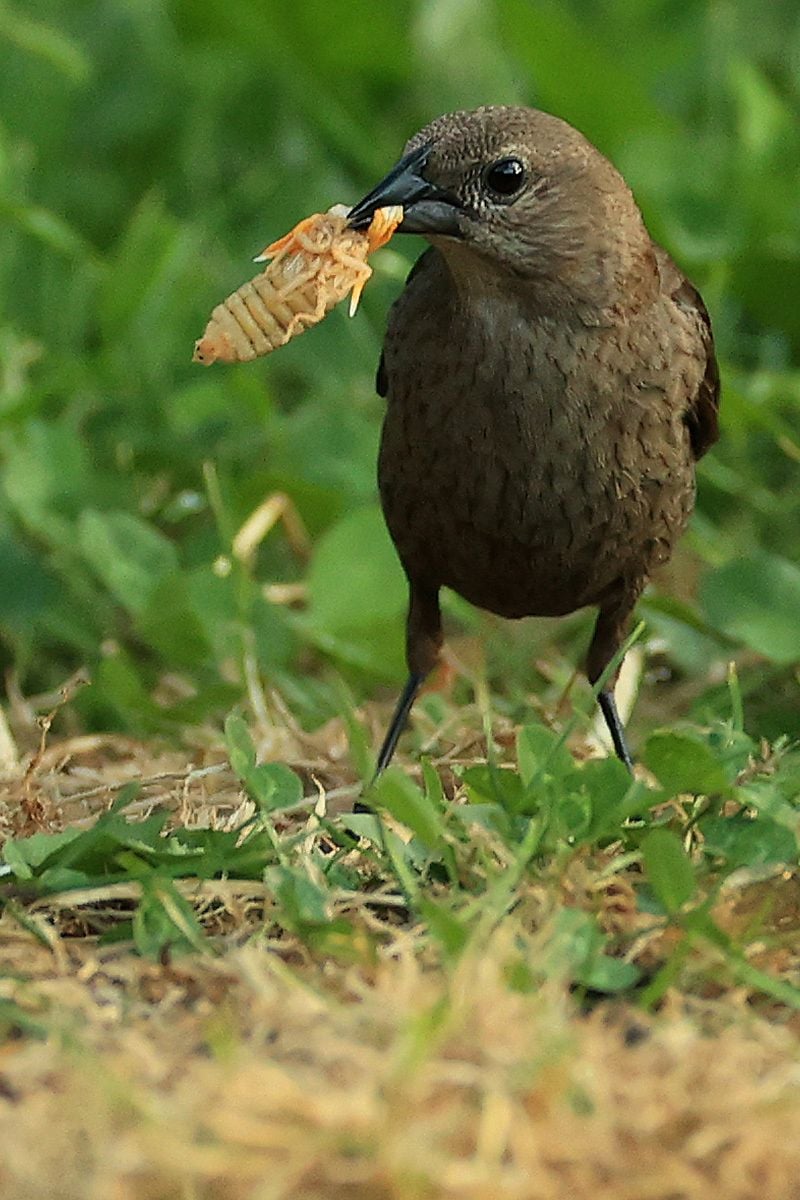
[2,728,800,1200]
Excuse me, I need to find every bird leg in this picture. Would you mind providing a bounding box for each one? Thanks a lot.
[597,690,634,771]
[587,595,638,771]
[375,582,442,776]
[375,672,427,775]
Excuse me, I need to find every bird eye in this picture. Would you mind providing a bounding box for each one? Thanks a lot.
[482,157,526,199]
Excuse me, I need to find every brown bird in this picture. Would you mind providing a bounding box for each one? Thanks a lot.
[347,106,719,772]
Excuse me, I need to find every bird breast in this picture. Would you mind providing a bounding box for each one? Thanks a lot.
[378,251,699,619]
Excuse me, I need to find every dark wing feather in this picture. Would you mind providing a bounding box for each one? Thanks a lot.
[675,277,720,461]
[375,249,438,400]
[376,351,388,397]
[657,246,720,461]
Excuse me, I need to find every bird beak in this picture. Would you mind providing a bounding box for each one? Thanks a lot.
[347,143,463,238]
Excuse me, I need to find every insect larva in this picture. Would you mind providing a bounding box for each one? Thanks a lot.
[193,204,403,366]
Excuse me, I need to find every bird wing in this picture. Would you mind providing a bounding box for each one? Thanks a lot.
[376,248,439,400]
[376,351,388,397]
[656,246,720,461]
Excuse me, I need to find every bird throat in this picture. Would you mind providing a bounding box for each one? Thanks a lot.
[433,236,617,330]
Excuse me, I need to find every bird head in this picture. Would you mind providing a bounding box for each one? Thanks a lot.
[348,106,654,313]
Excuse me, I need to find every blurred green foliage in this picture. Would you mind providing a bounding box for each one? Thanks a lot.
[1,0,799,739]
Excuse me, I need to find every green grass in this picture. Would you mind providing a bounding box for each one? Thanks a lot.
[3,707,800,1014]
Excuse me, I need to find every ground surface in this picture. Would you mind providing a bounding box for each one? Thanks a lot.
[2,719,800,1200]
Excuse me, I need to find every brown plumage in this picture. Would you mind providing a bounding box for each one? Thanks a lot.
[346,105,720,771]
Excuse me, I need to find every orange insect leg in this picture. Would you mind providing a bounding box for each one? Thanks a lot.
[347,264,373,317]
[255,213,324,262]
[366,205,404,253]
